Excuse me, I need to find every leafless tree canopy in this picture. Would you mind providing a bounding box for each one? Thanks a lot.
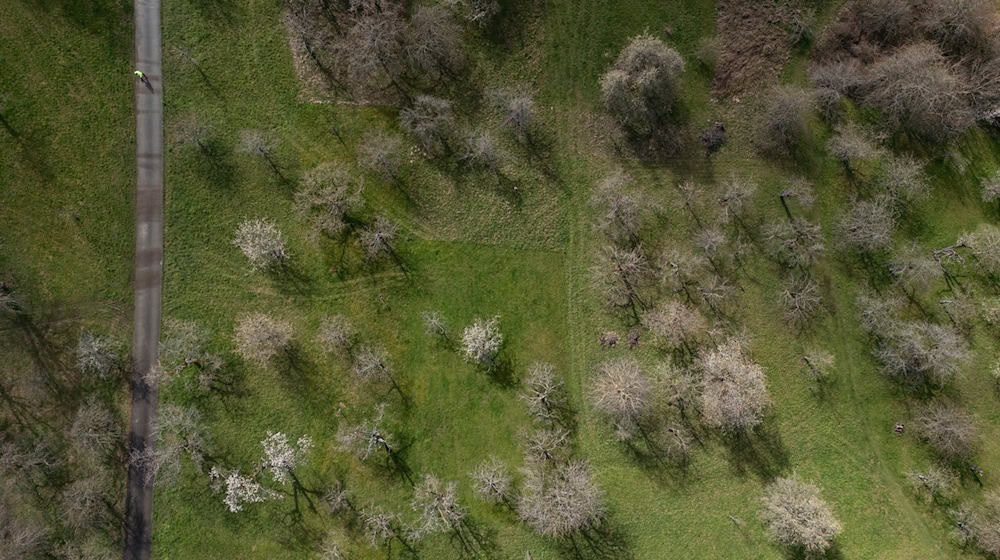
[358,132,404,183]
[519,362,568,424]
[471,456,513,504]
[517,459,604,538]
[232,218,289,271]
[826,121,881,172]
[409,474,466,540]
[294,163,364,240]
[459,131,506,173]
[591,357,651,440]
[233,312,294,366]
[963,490,1000,557]
[753,86,813,158]
[404,5,464,85]
[801,349,835,383]
[130,404,207,487]
[982,171,1000,202]
[590,169,644,246]
[400,95,456,157]
[888,242,942,294]
[360,505,401,547]
[76,331,118,378]
[778,275,823,326]
[490,87,538,143]
[359,216,399,264]
[879,154,928,205]
[642,300,707,350]
[915,404,979,462]
[238,129,279,159]
[762,218,825,269]
[837,195,897,253]
[421,310,449,339]
[600,34,684,136]
[863,42,974,142]
[872,320,969,389]
[69,398,119,463]
[904,465,957,504]
[337,404,394,461]
[316,314,358,357]
[761,475,842,555]
[959,223,1000,275]
[697,337,771,433]
[592,245,652,314]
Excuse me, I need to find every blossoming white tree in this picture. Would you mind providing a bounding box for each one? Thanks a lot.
[260,431,313,484]
[462,316,502,367]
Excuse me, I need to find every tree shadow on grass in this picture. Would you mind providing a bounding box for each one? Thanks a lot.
[722,423,790,482]
[486,355,518,388]
[26,0,132,57]
[271,261,316,297]
[192,138,237,190]
[558,520,634,560]
[781,542,845,560]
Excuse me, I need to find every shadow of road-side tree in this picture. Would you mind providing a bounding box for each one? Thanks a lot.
[191,137,237,190]
[722,423,790,482]
[26,0,132,56]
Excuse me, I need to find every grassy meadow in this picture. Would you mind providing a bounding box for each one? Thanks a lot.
[3,0,1000,559]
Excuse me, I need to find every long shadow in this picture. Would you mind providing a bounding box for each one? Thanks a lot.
[271,261,316,297]
[27,0,132,57]
[192,138,237,189]
[559,520,634,560]
[722,423,790,482]
[486,355,518,388]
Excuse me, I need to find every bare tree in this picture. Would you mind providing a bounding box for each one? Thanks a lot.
[62,473,111,531]
[238,129,281,173]
[863,42,974,142]
[233,218,289,271]
[459,130,506,174]
[857,292,904,335]
[922,0,996,58]
[358,132,404,184]
[130,404,208,487]
[590,169,644,246]
[778,275,822,327]
[915,404,979,462]
[717,174,758,227]
[76,331,118,378]
[0,501,46,559]
[337,403,394,461]
[889,242,942,295]
[69,398,119,463]
[837,195,897,253]
[459,0,500,28]
[421,311,449,340]
[753,86,812,158]
[982,171,1000,202]
[762,218,825,269]
[359,216,400,265]
[591,357,651,440]
[592,245,651,318]
[404,5,464,84]
[600,34,684,136]
[158,318,223,392]
[873,321,969,389]
[962,490,1000,557]
[642,300,707,352]
[660,247,705,301]
[233,312,294,367]
[519,362,568,424]
[409,474,471,549]
[318,533,346,560]
[521,427,571,465]
[471,456,513,505]
[959,223,1000,276]
[338,10,408,98]
[490,87,538,144]
[173,113,213,154]
[760,475,842,556]
[880,154,929,206]
[352,344,404,396]
[904,465,957,504]
[826,121,880,174]
[517,459,605,538]
[801,349,835,383]
[294,163,364,241]
[400,95,456,157]
[316,314,358,358]
[697,337,771,433]
[462,316,502,367]
[360,505,403,548]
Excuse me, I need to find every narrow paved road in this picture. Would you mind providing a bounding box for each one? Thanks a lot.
[124,1,163,559]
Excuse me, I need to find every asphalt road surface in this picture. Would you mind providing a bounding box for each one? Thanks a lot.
[124,0,163,558]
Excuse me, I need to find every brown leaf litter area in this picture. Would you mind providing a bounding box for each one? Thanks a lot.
[712,0,807,97]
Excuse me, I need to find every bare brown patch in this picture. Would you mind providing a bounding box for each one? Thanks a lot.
[712,0,804,96]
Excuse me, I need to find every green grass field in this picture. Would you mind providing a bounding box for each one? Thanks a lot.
[4,0,1000,558]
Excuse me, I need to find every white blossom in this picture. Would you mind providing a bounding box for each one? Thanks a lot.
[462,316,502,366]
[260,431,313,484]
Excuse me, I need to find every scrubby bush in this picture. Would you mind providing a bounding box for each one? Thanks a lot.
[600,35,684,136]
[753,86,812,158]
